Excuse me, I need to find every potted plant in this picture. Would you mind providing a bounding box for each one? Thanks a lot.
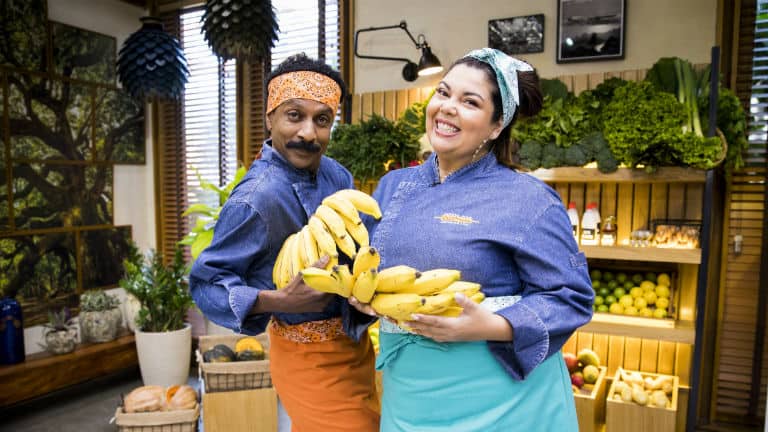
[40,307,78,355]
[120,243,193,387]
[79,290,123,343]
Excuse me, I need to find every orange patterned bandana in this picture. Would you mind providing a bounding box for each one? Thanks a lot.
[267,71,342,114]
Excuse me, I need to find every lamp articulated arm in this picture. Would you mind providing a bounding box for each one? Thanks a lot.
[354,20,441,82]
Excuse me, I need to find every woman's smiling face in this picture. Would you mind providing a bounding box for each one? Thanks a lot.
[426,63,503,162]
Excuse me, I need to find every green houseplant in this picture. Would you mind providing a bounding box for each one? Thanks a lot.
[120,243,193,386]
[79,290,123,343]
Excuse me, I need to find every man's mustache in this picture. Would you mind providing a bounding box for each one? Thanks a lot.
[286,140,321,153]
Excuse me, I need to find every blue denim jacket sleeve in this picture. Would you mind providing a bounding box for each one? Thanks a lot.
[489,203,594,380]
[189,201,272,335]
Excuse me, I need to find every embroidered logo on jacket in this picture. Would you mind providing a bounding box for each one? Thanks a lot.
[434,213,479,225]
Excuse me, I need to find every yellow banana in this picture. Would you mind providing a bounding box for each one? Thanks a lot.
[437,306,464,317]
[334,189,382,219]
[307,216,338,259]
[314,204,348,240]
[322,194,362,225]
[411,269,462,295]
[371,293,424,322]
[414,292,457,314]
[331,264,354,298]
[301,267,347,296]
[294,228,309,271]
[273,233,290,287]
[289,230,304,277]
[330,225,358,258]
[469,292,486,303]
[439,281,482,297]
[325,254,339,271]
[278,233,298,288]
[352,269,378,303]
[352,245,380,278]
[376,265,421,293]
[300,225,320,265]
[341,213,369,247]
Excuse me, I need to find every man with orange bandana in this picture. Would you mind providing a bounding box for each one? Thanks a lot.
[190,53,379,431]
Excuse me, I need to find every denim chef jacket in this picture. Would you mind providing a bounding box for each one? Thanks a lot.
[189,142,373,341]
[366,152,594,380]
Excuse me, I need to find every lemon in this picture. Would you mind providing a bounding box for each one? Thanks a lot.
[640,307,654,318]
[657,273,671,286]
[609,303,624,315]
[630,287,644,298]
[619,295,634,308]
[653,308,668,319]
[655,285,671,299]
[656,297,670,309]
[640,281,656,292]
[634,297,647,309]
[643,291,657,306]
[624,306,639,316]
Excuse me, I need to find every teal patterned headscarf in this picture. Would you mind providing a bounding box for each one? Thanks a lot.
[464,48,533,128]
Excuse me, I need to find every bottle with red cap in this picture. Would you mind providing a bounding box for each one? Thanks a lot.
[580,202,600,246]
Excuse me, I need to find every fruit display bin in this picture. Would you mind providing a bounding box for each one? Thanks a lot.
[196,334,271,393]
[574,366,608,432]
[114,405,199,432]
[606,370,679,432]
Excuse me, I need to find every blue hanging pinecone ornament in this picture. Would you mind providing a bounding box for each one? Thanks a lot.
[202,0,280,61]
[117,16,189,101]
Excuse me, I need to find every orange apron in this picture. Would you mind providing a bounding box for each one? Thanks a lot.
[268,318,380,432]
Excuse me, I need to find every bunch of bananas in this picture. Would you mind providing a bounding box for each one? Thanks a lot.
[272,189,382,289]
[301,247,486,324]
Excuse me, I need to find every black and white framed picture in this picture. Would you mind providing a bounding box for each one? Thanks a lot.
[488,14,544,55]
[557,0,625,63]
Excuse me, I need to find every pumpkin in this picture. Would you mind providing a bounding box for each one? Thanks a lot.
[124,385,165,413]
[234,336,264,354]
[165,384,198,410]
[236,349,266,361]
[203,344,236,363]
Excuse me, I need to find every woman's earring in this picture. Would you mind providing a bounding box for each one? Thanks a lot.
[472,139,488,162]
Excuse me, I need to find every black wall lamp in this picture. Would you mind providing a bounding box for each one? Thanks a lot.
[354,21,443,82]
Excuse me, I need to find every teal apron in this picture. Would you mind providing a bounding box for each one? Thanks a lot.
[376,322,578,431]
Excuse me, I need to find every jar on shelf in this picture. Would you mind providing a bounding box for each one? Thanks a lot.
[601,216,617,246]
[0,297,25,364]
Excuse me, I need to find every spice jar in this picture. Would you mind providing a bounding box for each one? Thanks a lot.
[601,216,617,246]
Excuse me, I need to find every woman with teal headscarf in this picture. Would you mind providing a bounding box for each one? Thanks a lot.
[351,48,594,431]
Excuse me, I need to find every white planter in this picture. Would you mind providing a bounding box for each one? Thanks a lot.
[134,324,191,387]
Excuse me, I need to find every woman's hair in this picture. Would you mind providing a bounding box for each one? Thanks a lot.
[448,57,543,169]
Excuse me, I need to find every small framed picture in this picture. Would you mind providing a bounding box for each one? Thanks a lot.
[488,14,544,55]
[557,0,626,63]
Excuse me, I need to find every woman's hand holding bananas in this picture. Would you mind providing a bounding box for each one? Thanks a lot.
[406,293,514,343]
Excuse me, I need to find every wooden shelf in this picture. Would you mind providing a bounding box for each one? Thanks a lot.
[581,245,702,264]
[0,332,138,407]
[528,167,707,183]
[581,313,695,344]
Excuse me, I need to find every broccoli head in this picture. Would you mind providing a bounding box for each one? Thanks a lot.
[518,140,543,170]
[563,145,588,167]
[541,142,565,169]
[596,148,619,173]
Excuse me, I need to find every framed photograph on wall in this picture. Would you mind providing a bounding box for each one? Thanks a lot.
[488,14,544,55]
[557,0,625,63]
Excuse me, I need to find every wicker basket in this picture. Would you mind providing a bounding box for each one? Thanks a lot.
[197,334,271,393]
[114,405,199,432]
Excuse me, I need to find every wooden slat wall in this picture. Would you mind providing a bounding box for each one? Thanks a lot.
[241,60,268,165]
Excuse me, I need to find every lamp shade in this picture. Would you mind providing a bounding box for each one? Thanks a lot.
[417,46,443,77]
[201,0,280,61]
[117,17,189,101]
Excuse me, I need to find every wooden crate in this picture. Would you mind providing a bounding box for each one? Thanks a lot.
[202,387,277,432]
[114,405,199,432]
[606,370,679,432]
[197,334,271,392]
[574,366,608,432]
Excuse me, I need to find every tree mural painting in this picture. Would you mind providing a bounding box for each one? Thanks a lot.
[0,232,78,326]
[0,0,48,72]
[94,88,145,163]
[80,226,132,290]
[51,21,116,84]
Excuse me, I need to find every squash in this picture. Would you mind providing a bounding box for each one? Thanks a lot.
[124,385,165,413]
[236,349,266,361]
[166,384,198,410]
[203,344,236,363]
[234,337,264,354]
